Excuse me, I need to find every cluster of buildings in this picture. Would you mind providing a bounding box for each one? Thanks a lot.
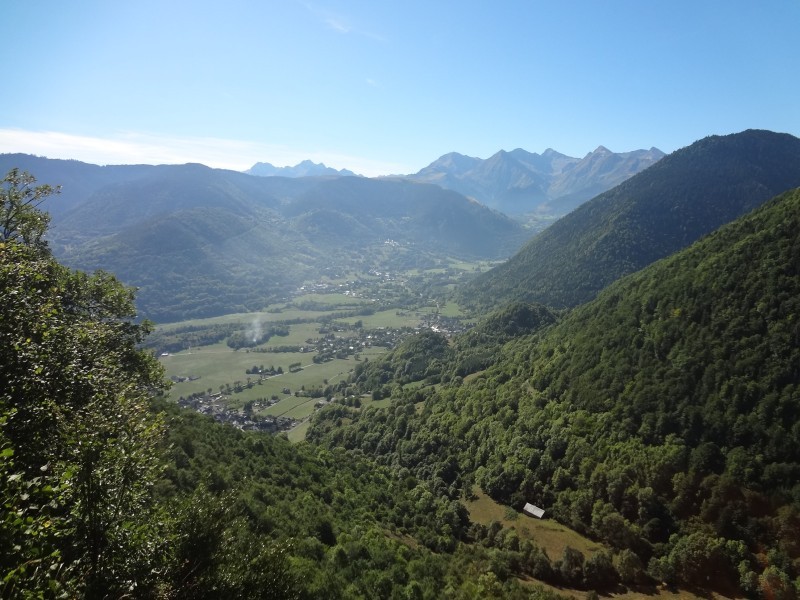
[176,393,298,433]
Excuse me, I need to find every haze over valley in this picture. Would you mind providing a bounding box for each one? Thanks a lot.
[0,142,659,322]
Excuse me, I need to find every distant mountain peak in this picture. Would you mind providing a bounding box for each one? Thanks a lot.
[246,160,356,178]
[460,129,800,311]
[415,152,481,178]
[408,144,664,215]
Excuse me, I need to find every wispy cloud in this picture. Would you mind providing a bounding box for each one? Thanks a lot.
[298,1,386,42]
[325,17,351,34]
[0,129,413,177]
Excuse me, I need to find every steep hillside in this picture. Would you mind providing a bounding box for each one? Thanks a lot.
[407,145,663,215]
[52,163,294,243]
[311,186,800,595]
[68,206,314,320]
[0,153,154,217]
[461,129,800,310]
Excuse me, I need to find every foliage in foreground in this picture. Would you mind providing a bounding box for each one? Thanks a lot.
[1,169,167,597]
[157,403,577,599]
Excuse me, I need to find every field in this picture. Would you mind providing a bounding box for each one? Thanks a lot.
[466,489,735,600]
[157,306,331,331]
[163,343,388,419]
[336,307,434,328]
[155,261,486,439]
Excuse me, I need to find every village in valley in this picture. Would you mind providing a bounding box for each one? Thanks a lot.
[161,263,476,436]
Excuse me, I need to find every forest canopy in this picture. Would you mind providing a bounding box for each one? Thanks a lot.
[311,187,800,595]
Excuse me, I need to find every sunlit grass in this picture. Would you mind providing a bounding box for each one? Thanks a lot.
[465,488,603,560]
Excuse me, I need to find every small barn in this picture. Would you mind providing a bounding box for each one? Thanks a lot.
[523,502,545,519]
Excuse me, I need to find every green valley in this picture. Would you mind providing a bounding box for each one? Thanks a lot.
[149,260,482,436]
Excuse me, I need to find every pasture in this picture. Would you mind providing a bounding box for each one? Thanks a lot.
[156,262,482,437]
[156,306,331,331]
[163,345,388,419]
[465,488,603,560]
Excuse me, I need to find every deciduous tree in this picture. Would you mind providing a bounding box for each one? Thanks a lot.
[1,169,167,597]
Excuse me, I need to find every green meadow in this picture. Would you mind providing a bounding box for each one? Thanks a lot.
[163,344,388,420]
[157,307,329,331]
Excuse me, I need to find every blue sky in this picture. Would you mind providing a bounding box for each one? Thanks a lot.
[2,1,798,176]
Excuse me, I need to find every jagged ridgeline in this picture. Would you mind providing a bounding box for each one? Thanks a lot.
[312,187,800,591]
[460,129,800,311]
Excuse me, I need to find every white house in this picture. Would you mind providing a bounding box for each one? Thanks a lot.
[523,503,545,519]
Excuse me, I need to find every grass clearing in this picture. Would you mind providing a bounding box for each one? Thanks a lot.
[438,301,465,317]
[260,393,319,418]
[363,398,393,409]
[156,307,329,331]
[401,380,427,390]
[292,292,371,307]
[465,488,603,560]
[465,490,732,600]
[268,322,323,346]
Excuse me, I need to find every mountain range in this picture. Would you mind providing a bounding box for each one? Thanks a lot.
[406,145,665,215]
[4,129,797,323]
[246,159,357,178]
[0,155,527,321]
[459,129,800,310]
[244,146,663,217]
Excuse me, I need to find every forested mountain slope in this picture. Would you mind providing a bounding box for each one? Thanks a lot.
[459,129,800,311]
[312,187,800,595]
[0,153,155,218]
[52,163,296,241]
[285,177,525,258]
